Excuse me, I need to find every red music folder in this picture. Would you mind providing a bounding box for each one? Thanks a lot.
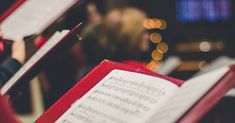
[36,60,183,123]
[0,95,19,123]
[35,60,235,123]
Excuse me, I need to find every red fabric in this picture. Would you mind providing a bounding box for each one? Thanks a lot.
[34,36,47,49]
[0,0,26,23]
[0,41,4,53]
[0,96,20,123]
[122,60,147,70]
[35,60,183,123]
[71,44,85,69]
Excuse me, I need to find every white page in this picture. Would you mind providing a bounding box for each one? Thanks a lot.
[194,56,235,76]
[226,88,235,97]
[0,0,78,41]
[0,30,69,95]
[56,69,179,123]
[146,66,229,123]
[157,56,181,75]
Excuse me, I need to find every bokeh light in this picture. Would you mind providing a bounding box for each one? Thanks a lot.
[157,42,168,53]
[151,49,163,61]
[143,18,167,30]
[199,41,211,52]
[146,60,161,71]
[150,32,162,43]
[159,19,167,30]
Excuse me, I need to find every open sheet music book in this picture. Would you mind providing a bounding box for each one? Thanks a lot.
[36,60,235,123]
[0,23,82,95]
[0,0,79,41]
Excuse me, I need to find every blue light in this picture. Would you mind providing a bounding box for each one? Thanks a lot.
[177,0,231,22]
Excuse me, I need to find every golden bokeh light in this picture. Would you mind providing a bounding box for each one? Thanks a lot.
[199,61,207,70]
[157,42,168,53]
[143,18,151,29]
[152,18,162,29]
[145,18,168,70]
[159,19,167,30]
[143,18,167,30]
[151,49,163,61]
[148,19,156,29]
[150,32,162,43]
[146,60,161,71]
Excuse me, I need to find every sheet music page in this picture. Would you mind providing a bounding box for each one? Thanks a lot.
[194,56,235,76]
[0,30,69,95]
[0,0,78,40]
[146,67,229,123]
[56,69,179,123]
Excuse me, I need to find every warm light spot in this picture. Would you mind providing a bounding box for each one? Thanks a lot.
[199,41,211,52]
[148,19,156,29]
[146,60,161,71]
[177,61,200,71]
[199,61,207,70]
[152,18,162,29]
[157,42,168,53]
[143,18,167,30]
[159,19,167,30]
[151,49,163,61]
[143,18,151,29]
[150,32,162,43]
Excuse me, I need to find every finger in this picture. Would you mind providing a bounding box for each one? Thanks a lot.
[0,32,3,37]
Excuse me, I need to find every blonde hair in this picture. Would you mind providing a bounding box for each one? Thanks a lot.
[81,7,147,63]
[119,8,146,46]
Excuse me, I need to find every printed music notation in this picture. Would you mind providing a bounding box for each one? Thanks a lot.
[56,69,179,123]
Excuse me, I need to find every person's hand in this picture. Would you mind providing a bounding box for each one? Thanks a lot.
[11,40,26,64]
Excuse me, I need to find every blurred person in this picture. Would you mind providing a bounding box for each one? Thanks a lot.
[78,7,149,78]
[0,32,26,87]
[80,1,104,42]
[84,0,106,23]
[86,2,103,24]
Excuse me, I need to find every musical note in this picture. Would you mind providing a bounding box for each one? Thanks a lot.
[56,69,179,123]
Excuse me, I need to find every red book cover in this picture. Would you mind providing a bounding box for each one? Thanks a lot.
[35,60,183,123]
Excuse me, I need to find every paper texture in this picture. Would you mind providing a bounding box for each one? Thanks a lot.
[0,0,78,40]
[56,69,179,123]
[146,66,229,123]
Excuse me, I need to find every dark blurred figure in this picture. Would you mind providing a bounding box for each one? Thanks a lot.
[86,2,103,24]
[40,0,106,108]
[78,7,149,78]
[0,32,26,87]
